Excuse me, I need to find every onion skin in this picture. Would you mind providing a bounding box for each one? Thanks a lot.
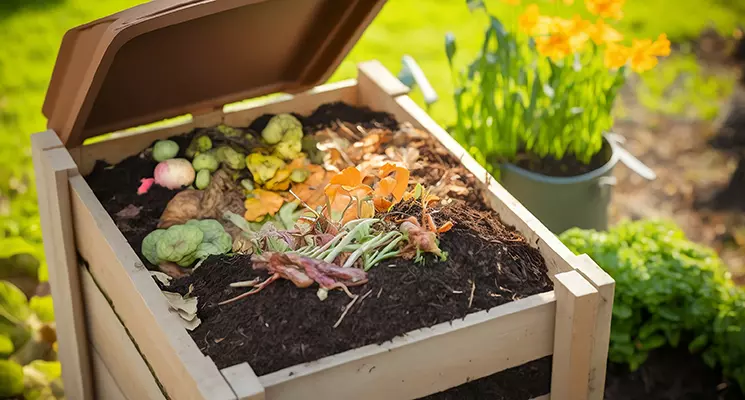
[154,158,195,189]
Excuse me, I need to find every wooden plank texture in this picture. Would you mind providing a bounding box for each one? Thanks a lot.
[68,175,236,400]
[259,292,556,400]
[221,363,265,400]
[573,254,615,400]
[80,266,166,400]
[92,349,128,400]
[223,80,358,126]
[550,271,599,400]
[32,139,94,400]
[75,80,358,175]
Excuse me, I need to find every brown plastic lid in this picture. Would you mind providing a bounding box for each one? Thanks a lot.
[43,0,387,147]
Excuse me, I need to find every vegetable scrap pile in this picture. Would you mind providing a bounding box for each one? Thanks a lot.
[85,102,552,373]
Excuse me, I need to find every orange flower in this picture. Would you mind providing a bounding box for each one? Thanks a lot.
[244,189,285,222]
[648,33,671,57]
[604,42,630,69]
[585,0,625,20]
[519,5,555,36]
[501,0,521,4]
[535,16,589,59]
[373,163,410,211]
[588,18,623,45]
[627,34,671,73]
[518,4,541,34]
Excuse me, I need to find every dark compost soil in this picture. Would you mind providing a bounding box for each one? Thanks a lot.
[420,356,552,400]
[84,102,553,382]
[420,344,744,400]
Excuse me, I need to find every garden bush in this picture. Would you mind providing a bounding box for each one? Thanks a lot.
[561,219,745,391]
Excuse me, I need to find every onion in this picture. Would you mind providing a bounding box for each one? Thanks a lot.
[154,158,195,189]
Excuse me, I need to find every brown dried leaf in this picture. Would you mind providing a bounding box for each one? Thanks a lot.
[116,204,142,219]
[159,190,203,228]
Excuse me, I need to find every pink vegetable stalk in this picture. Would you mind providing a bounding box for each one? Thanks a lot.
[154,158,195,190]
[137,178,155,195]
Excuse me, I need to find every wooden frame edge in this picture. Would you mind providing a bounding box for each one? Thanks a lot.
[550,271,599,400]
[73,79,359,175]
[80,265,166,399]
[68,175,236,400]
[258,292,556,400]
[572,254,615,400]
[221,363,265,400]
[31,132,94,400]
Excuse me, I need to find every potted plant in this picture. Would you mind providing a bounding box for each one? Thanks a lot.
[444,0,668,234]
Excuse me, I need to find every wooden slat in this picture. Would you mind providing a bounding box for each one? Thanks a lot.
[550,271,599,400]
[222,79,358,126]
[74,80,358,176]
[92,349,128,400]
[32,138,94,400]
[221,363,265,400]
[75,119,197,175]
[68,175,236,400]
[80,266,166,400]
[355,64,575,279]
[259,292,556,400]
[572,254,615,400]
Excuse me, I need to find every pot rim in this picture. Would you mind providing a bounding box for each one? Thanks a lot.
[500,135,621,185]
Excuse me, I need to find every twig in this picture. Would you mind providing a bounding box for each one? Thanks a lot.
[377,287,383,298]
[468,280,476,309]
[333,294,360,329]
[230,278,261,288]
[359,289,374,304]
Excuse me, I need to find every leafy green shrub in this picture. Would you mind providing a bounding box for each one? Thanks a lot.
[0,280,61,399]
[561,219,745,390]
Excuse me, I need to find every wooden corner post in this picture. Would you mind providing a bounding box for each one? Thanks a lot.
[572,254,615,400]
[551,270,600,400]
[31,130,94,400]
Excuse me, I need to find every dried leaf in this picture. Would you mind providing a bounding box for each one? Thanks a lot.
[150,271,172,287]
[244,189,285,222]
[287,164,332,210]
[116,204,142,219]
[159,190,204,228]
[161,291,201,331]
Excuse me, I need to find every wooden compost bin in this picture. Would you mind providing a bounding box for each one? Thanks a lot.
[31,1,615,399]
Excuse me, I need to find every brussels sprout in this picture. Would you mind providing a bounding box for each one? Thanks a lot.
[216,146,246,170]
[185,135,213,159]
[195,170,211,190]
[290,168,310,183]
[262,114,302,145]
[141,229,166,265]
[153,140,179,162]
[246,154,286,184]
[273,139,303,161]
[186,220,232,260]
[155,225,204,267]
[192,153,219,172]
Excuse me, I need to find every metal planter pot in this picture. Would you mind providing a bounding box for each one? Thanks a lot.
[499,138,621,235]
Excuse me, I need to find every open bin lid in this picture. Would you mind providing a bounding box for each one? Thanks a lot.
[42,0,387,147]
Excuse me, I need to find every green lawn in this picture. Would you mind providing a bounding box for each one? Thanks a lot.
[1,0,744,255]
